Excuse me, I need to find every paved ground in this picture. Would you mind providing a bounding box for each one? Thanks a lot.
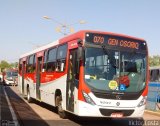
[0,83,160,126]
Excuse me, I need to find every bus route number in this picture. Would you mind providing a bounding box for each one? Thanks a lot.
[93,36,104,44]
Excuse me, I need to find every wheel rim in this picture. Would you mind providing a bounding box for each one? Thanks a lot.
[57,96,63,113]
[58,101,63,112]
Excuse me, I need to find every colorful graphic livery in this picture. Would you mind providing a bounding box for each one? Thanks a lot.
[18,30,149,118]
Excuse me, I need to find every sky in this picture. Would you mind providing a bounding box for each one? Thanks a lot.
[0,0,160,63]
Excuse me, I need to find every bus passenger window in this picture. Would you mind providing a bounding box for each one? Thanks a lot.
[150,69,160,82]
[47,62,56,72]
[157,70,160,82]
[56,60,66,72]
[26,54,36,73]
[46,48,57,72]
[56,44,67,72]
[43,50,48,72]
[155,69,160,82]
[19,60,22,74]
[33,55,36,72]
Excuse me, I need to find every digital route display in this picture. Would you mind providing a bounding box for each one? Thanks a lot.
[85,33,147,51]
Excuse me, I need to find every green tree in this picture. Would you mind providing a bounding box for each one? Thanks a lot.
[10,62,18,68]
[0,60,11,72]
[149,55,160,67]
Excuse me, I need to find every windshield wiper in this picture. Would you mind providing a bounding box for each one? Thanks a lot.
[101,45,118,68]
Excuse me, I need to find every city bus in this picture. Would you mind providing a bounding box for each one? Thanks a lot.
[4,69,18,85]
[18,30,149,118]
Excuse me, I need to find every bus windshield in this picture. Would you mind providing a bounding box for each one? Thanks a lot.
[6,71,18,77]
[12,71,18,76]
[84,47,147,93]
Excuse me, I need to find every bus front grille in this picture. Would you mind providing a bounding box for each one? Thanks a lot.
[99,108,134,116]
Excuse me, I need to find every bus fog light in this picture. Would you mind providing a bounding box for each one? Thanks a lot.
[82,91,96,105]
[137,96,147,107]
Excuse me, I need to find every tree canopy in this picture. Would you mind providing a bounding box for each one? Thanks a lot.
[0,60,18,72]
[149,55,160,67]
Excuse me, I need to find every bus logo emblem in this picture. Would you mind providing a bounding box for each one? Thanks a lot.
[116,102,120,106]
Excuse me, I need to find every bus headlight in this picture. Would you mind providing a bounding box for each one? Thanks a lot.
[137,96,147,107]
[82,91,96,105]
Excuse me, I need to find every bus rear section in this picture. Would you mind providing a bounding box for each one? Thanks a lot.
[18,30,149,119]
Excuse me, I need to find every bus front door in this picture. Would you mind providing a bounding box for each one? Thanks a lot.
[36,57,42,100]
[66,49,77,112]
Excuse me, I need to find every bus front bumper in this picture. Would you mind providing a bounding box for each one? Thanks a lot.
[76,101,145,118]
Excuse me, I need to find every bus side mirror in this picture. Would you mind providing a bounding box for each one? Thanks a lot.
[76,46,84,75]
[77,39,83,61]
[77,46,84,61]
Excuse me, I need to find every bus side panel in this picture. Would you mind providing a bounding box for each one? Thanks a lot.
[24,73,36,99]
[40,74,67,108]
[73,87,79,115]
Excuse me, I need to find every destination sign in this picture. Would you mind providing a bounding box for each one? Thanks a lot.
[85,33,147,50]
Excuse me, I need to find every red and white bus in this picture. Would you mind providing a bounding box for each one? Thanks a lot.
[18,30,149,118]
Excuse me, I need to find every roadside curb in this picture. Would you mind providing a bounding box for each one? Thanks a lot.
[145,110,160,117]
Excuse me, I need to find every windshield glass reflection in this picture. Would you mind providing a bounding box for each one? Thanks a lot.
[84,47,146,93]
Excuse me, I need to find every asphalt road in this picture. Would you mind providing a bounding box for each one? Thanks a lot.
[0,83,160,126]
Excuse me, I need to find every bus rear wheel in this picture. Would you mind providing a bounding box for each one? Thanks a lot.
[56,96,67,119]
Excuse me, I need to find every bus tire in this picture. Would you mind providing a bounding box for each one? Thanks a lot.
[56,96,67,119]
[27,87,32,103]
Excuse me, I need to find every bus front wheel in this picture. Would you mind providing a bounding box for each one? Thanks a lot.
[56,96,67,119]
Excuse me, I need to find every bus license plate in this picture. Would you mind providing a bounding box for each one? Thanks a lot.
[111,113,123,118]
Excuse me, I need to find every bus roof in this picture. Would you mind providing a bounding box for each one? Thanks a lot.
[20,40,59,58]
[20,30,146,59]
[59,30,145,44]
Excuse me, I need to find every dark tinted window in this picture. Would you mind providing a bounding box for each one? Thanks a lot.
[26,54,36,73]
[56,44,67,72]
[44,50,48,63]
[57,44,67,59]
[46,48,57,72]
[48,48,57,61]
[150,69,160,82]
[43,50,47,71]
[29,55,34,64]
[19,59,22,74]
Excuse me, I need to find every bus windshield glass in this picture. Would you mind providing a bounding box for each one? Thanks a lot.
[12,71,18,76]
[84,47,147,93]
[6,71,18,77]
